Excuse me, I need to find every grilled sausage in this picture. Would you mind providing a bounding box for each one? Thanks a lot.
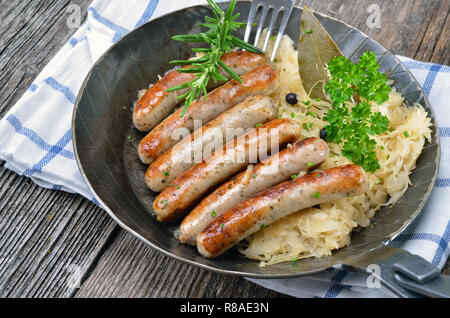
[153,118,301,222]
[138,65,279,164]
[197,164,368,258]
[179,137,329,245]
[145,95,278,192]
[133,51,267,132]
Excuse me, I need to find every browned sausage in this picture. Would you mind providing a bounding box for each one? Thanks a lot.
[197,164,368,258]
[153,118,301,222]
[179,137,329,245]
[133,51,268,132]
[138,65,279,164]
[145,95,278,192]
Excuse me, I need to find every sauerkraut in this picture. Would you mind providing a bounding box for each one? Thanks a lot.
[240,34,432,266]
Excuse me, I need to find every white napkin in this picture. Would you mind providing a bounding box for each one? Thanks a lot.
[0,0,448,298]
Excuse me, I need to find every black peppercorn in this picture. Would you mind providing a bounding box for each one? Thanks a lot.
[320,128,327,140]
[285,93,298,105]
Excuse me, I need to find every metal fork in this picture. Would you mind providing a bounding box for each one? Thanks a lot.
[244,0,296,62]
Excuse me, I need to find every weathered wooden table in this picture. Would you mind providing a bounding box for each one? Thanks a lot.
[0,0,448,298]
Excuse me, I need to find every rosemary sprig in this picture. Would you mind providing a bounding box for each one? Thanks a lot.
[166,0,263,117]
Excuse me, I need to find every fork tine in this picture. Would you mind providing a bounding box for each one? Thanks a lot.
[244,0,295,58]
[270,9,291,62]
[262,8,280,52]
[253,5,269,47]
[243,2,259,43]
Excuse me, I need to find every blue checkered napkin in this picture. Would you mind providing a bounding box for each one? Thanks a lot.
[0,0,448,298]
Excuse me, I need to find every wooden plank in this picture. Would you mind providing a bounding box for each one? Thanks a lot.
[75,229,289,298]
[300,0,450,65]
[0,0,448,298]
[0,158,118,298]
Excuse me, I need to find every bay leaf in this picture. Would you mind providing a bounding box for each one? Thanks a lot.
[298,6,343,100]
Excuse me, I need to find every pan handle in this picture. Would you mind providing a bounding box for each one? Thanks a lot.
[335,246,450,298]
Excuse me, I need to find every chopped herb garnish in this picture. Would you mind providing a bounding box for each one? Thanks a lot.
[386,154,390,160]
[307,162,314,167]
[211,211,216,217]
[169,184,174,187]
[403,131,410,137]
[160,200,168,206]
[260,224,268,230]
[307,111,316,117]
[273,58,278,63]
[220,223,225,228]
[127,136,131,140]
[323,52,390,173]
[314,98,321,102]
[167,0,263,117]
[380,145,385,150]
[302,100,310,106]
[291,174,297,180]
[291,257,299,262]
[270,35,276,41]
[290,112,295,118]
[251,174,257,178]
[305,29,313,34]
[313,192,321,198]
[303,122,313,131]
[163,171,169,176]
[176,185,180,189]
[255,122,263,128]
[283,68,287,72]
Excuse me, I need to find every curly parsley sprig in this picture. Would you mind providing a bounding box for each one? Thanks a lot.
[323,52,390,172]
[166,0,263,117]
